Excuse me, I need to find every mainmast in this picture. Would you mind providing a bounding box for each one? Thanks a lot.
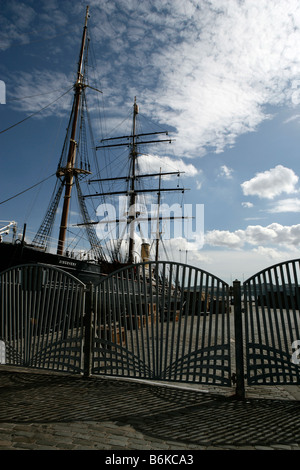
[155,170,162,262]
[56,6,90,256]
[128,97,139,264]
[83,98,188,264]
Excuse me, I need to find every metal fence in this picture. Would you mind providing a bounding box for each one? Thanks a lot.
[1,259,300,396]
[242,259,300,387]
[0,264,85,373]
[91,261,231,386]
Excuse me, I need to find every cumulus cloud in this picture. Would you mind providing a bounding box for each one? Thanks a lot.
[218,165,233,179]
[241,165,299,199]
[205,223,300,249]
[137,154,198,179]
[269,198,300,212]
[205,229,245,249]
[252,245,291,260]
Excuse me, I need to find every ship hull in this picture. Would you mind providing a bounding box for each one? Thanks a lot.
[0,242,105,284]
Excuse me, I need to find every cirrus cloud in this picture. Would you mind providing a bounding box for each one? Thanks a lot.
[4,0,300,158]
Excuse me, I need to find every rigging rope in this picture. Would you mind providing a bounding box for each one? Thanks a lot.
[0,173,55,205]
[0,87,73,135]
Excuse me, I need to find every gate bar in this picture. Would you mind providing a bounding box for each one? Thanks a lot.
[233,280,245,399]
[83,283,93,377]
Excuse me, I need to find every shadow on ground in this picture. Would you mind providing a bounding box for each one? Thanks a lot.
[1,369,300,446]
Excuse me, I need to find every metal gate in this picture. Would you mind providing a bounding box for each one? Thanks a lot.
[0,264,85,373]
[243,259,300,385]
[91,261,232,386]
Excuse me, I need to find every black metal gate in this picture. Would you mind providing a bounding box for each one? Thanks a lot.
[243,259,300,386]
[4,259,300,392]
[91,261,232,386]
[0,264,85,373]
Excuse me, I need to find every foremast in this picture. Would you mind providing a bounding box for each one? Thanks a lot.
[32,6,105,261]
[56,6,90,256]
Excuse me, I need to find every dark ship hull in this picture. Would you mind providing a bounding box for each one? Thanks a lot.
[0,241,133,283]
[0,241,104,284]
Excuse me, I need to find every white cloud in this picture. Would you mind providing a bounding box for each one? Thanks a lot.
[205,229,245,249]
[219,165,233,179]
[205,223,300,249]
[184,248,299,283]
[241,165,299,199]
[269,197,300,212]
[283,114,300,124]
[141,0,300,156]
[137,154,198,179]
[8,70,73,117]
[5,1,300,158]
[252,245,291,260]
[242,202,254,208]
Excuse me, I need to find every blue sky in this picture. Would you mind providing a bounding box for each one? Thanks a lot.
[1,0,300,283]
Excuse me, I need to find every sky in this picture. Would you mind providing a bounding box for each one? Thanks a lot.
[1,0,300,283]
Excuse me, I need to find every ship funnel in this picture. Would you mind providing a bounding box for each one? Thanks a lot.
[141,242,150,262]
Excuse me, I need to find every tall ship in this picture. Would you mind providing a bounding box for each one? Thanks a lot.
[0,7,187,283]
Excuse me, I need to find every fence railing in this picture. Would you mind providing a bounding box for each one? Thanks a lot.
[1,259,300,398]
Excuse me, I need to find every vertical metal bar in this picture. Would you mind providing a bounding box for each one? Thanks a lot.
[125,268,134,375]
[115,271,124,376]
[261,269,272,381]
[180,266,192,381]
[149,262,156,377]
[285,262,297,382]
[163,262,174,380]
[194,270,204,382]
[174,265,187,380]
[30,267,41,368]
[120,270,129,376]
[131,266,141,377]
[136,264,146,377]
[187,268,198,382]
[168,263,180,380]
[275,265,290,382]
[213,279,220,383]
[249,277,258,383]
[233,280,245,399]
[142,263,151,377]
[18,269,23,366]
[159,262,166,378]
[83,283,93,378]
[200,272,209,382]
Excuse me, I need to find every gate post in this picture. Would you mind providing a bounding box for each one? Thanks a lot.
[83,283,93,378]
[233,280,245,399]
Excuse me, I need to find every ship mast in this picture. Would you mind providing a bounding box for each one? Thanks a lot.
[56,6,89,256]
[128,97,138,263]
[83,99,188,264]
[155,170,162,262]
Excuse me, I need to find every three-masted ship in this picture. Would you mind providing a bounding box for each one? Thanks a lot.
[0,6,187,283]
